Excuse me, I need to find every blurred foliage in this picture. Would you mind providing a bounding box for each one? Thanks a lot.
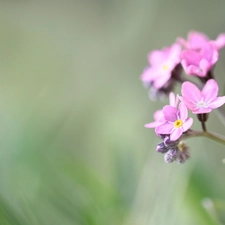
[0,0,225,224]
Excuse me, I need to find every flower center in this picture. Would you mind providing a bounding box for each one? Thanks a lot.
[162,64,169,71]
[174,119,183,128]
[196,100,207,108]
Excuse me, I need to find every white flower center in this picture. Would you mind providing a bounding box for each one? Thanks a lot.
[196,100,207,108]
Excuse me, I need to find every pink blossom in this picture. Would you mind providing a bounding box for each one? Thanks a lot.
[181,42,218,77]
[177,30,225,50]
[178,31,225,77]
[155,102,193,141]
[180,79,225,114]
[145,93,178,128]
[141,44,181,89]
[145,110,165,128]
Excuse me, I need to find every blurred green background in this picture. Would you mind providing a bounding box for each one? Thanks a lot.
[0,0,225,224]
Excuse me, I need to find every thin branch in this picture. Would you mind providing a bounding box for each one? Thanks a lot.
[181,129,225,146]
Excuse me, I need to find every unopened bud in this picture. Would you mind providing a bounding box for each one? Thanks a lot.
[176,142,190,164]
[156,133,167,139]
[167,148,179,160]
[164,152,174,163]
[164,136,178,148]
[156,142,168,153]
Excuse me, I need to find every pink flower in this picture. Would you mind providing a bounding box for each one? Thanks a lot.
[145,110,165,128]
[155,102,193,141]
[180,79,225,114]
[178,31,225,77]
[145,93,178,128]
[141,44,181,89]
[177,30,225,50]
[181,43,218,77]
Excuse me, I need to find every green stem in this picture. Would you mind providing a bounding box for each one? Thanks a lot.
[181,129,225,146]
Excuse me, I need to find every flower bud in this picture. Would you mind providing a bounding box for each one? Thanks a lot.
[164,136,179,148]
[156,142,168,153]
[176,142,190,164]
[156,133,167,139]
[167,148,179,159]
[164,152,174,163]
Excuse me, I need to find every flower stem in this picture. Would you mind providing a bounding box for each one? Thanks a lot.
[181,129,225,146]
[201,121,207,132]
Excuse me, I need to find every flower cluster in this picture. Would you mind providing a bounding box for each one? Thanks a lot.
[141,31,225,164]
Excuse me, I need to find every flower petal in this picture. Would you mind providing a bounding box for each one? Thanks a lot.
[155,123,173,134]
[153,72,171,88]
[167,44,181,64]
[202,79,218,102]
[188,31,209,49]
[178,102,188,120]
[181,50,201,65]
[182,118,193,132]
[153,110,164,121]
[140,67,157,82]
[169,92,176,107]
[181,81,202,103]
[148,50,166,66]
[163,105,177,122]
[170,128,182,141]
[145,121,162,128]
[199,59,210,75]
[214,33,225,50]
[208,96,225,109]
[192,108,212,114]
[179,96,196,111]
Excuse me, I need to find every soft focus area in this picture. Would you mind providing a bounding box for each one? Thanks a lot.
[0,0,225,224]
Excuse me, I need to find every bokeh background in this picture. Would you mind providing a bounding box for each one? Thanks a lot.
[0,0,225,224]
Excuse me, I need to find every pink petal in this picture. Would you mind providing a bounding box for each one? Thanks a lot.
[182,118,193,132]
[141,67,157,82]
[192,108,212,114]
[169,93,180,108]
[181,50,201,65]
[145,121,162,128]
[214,33,225,50]
[202,79,218,102]
[148,50,166,66]
[201,43,214,61]
[163,105,177,122]
[167,44,181,63]
[178,102,188,120]
[155,123,173,134]
[199,59,210,74]
[153,72,171,88]
[208,96,225,109]
[169,92,176,107]
[174,94,179,108]
[180,97,196,111]
[181,82,202,103]
[188,31,209,49]
[187,65,207,77]
[212,49,219,64]
[170,128,182,141]
[153,110,164,121]
[176,37,188,48]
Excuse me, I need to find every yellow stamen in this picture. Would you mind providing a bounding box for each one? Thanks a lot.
[174,119,183,128]
[162,64,169,71]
